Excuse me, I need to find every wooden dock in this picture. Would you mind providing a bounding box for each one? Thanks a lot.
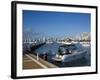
[23,53,58,69]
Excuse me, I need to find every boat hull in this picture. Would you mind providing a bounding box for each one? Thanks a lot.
[53,50,87,62]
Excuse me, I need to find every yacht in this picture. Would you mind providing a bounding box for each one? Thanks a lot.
[52,43,87,62]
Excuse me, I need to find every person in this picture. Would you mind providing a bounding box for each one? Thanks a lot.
[43,53,48,60]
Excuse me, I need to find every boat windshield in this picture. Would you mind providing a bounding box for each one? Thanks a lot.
[59,44,77,51]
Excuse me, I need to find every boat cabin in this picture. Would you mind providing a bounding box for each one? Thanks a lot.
[58,44,77,55]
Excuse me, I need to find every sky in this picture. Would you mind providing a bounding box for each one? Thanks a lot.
[23,10,90,37]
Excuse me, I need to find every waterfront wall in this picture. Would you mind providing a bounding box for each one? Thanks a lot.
[23,42,46,54]
[30,43,46,51]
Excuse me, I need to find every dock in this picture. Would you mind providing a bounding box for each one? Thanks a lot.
[23,53,58,69]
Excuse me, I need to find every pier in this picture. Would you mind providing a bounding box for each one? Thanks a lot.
[23,41,59,69]
[23,53,58,69]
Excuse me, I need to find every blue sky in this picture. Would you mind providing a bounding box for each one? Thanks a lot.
[23,10,90,37]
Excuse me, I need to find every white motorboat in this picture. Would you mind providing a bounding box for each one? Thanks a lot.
[52,43,87,62]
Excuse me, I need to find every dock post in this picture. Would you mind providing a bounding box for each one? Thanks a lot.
[37,53,39,61]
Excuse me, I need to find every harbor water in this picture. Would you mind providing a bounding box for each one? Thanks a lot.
[35,42,91,67]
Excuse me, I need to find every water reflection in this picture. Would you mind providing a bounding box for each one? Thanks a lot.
[35,43,61,55]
